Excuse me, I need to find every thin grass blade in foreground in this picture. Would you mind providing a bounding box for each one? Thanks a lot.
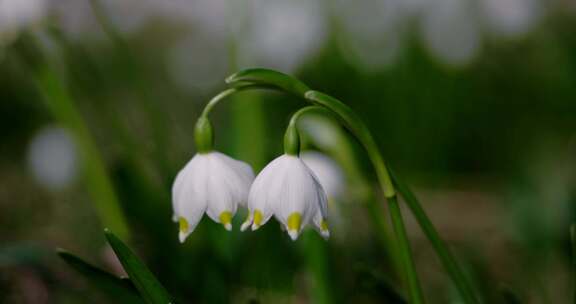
[390,169,479,304]
[36,66,130,240]
[57,249,141,303]
[104,230,174,304]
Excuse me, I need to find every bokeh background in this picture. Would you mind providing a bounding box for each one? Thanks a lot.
[1,0,575,303]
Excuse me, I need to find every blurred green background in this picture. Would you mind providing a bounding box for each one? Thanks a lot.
[1,0,575,303]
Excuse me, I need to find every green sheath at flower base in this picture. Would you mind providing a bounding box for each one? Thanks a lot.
[283,124,301,156]
[194,116,214,153]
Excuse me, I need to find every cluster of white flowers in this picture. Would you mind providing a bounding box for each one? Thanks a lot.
[172,149,331,242]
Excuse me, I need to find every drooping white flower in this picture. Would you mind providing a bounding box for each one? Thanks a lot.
[172,151,254,242]
[241,154,329,240]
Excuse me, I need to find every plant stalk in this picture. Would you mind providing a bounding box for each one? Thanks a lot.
[390,169,479,304]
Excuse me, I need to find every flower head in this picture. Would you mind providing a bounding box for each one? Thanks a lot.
[241,154,329,240]
[172,151,254,242]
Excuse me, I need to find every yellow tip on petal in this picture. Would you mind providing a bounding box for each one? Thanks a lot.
[253,209,263,226]
[179,217,189,234]
[287,212,302,232]
[219,211,233,231]
[320,219,329,231]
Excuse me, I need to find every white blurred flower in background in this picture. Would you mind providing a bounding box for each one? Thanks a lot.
[336,0,407,71]
[480,0,542,38]
[301,151,348,234]
[301,151,345,200]
[299,114,342,150]
[167,32,229,93]
[239,0,328,72]
[419,0,481,67]
[0,0,47,46]
[27,126,78,191]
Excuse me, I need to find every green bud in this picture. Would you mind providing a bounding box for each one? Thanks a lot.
[194,116,214,153]
[283,124,300,156]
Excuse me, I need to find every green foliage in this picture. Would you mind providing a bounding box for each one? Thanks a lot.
[104,230,175,304]
[57,249,141,303]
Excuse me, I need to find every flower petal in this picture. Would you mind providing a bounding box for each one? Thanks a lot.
[243,155,286,230]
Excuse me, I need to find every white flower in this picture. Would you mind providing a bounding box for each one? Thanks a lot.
[27,126,78,190]
[300,151,344,200]
[239,0,328,72]
[172,151,254,243]
[0,0,47,46]
[241,154,329,240]
[419,0,481,67]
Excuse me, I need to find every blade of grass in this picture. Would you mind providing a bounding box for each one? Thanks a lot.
[387,195,425,303]
[104,229,174,304]
[390,169,479,304]
[57,249,141,303]
[35,66,130,240]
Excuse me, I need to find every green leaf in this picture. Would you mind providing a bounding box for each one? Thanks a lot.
[390,168,479,304]
[57,249,141,303]
[226,68,310,97]
[104,229,175,304]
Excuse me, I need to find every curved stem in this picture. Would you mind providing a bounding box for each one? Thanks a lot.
[224,68,480,303]
[304,91,396,198]
[200,84,278,118]
[289,106,403,282]
[302,92,423,303]
[288,106,327,126]
[202,76,424,303]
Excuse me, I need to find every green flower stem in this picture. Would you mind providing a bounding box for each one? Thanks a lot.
[200,84,276,118]
[289,106,402,279]
[36,66,130,240]
[390,169,479,304]
[221,71,423,302]
[224,68,481,303]
[305,91,396,198]
[303,93,423,303]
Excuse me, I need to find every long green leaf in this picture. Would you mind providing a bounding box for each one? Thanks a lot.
[104,230,174,304]
[57,249,141,303]
[36,66,130,240]
[390,169,479,304]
